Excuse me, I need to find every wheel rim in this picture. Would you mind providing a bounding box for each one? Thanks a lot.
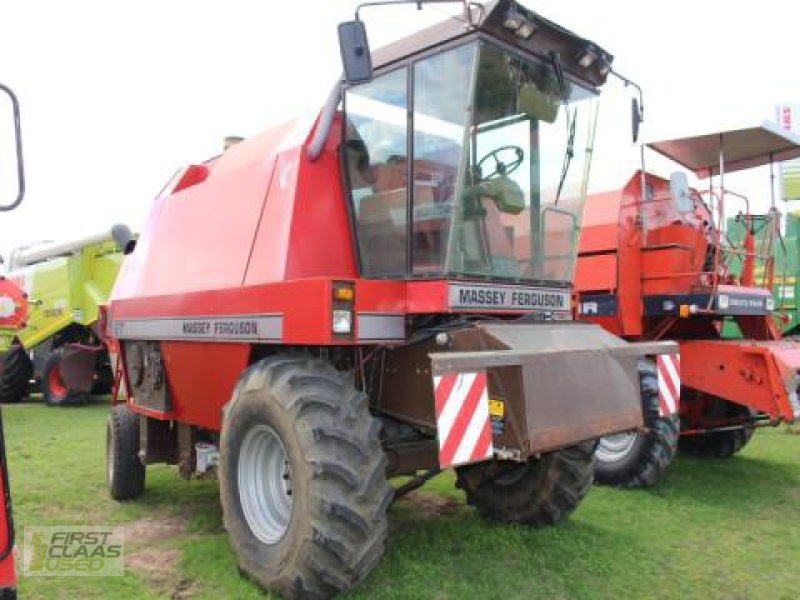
[595,432,639,463]
[49,363,67,399]
[237,424,294,545]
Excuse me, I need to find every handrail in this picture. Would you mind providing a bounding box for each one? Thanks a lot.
[626,183,778,295]
[0,83,24,211]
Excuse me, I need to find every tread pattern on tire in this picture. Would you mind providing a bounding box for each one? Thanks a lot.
[107,404,145,500]
[455,440,596,527]
[220,355,392,599]
[0,345,31,404]
[679,412,755,458]
[594,359,679,488]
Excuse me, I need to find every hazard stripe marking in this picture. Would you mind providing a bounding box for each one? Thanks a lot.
[657,354,681,417]
[433,371,493,468]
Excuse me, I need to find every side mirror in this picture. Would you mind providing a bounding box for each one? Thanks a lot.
[338,20,373,84]
[631,97,642,144]
[669,171,694,213]
[111,223,137,255]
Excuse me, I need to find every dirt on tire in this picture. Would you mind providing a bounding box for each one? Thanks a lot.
[455,440,596,527]
[219,355,392,599]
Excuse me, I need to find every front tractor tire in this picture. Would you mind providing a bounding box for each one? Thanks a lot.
[42,347,91,406]
[219,356,392,599]
[455,441,596,526]
[594,359,679,488]
[0,345,32,404]
[107,404,145,500]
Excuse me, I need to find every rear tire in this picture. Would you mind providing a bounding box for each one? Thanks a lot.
[107,404,145,500]
[679,398,755,458]
[594,359,679,488]
[455,441,596,526]
[219,356,392,599]
[42,347,90,406]
[0,345,31,404]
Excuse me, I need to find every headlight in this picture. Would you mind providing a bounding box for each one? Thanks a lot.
[766,296,775,311]
[332,310,353,334]
[717,294,729,310]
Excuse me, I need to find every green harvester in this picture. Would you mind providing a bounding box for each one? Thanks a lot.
[0,228,130,405]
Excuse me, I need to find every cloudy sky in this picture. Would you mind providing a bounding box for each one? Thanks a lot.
[0,0,798,258]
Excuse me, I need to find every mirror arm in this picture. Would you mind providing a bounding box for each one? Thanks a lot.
[307,79,344,162]
[0,83,24,212]
[355,0,480,27]
[608,68,645,123]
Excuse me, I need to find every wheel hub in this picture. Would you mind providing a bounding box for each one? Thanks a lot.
[595,431,639,463]
[49,363,68,398]
[237,424,294,545]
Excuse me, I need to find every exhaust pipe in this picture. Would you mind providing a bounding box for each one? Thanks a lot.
[11,224,136,268]
[111,224,136,255]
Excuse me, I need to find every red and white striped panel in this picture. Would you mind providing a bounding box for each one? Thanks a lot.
[433,371,493,469]
[657,354,680,416]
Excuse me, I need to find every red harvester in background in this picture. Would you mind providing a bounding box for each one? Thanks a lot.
[576,123,800,488]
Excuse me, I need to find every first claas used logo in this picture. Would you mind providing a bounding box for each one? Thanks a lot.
[24,526,124,576]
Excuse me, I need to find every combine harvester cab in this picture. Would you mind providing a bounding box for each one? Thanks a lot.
[105,1,674,597]
[577,122,800,488]
[0,228,130,406]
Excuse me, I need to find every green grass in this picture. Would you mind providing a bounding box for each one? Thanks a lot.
[5,401,800,599]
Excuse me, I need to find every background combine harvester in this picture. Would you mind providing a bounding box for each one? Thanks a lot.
[0,230,129,406]
[104,1,674,597]
[0,80,25,600]
[576,123,800,488]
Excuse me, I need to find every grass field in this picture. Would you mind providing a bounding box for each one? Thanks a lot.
[5,400,800,599]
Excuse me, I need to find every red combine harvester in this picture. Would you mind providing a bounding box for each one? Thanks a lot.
[0,81,26,600]
[576,123,800,488]
[105,1,674,596]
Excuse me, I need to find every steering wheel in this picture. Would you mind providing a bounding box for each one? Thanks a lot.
[477,145,524,180]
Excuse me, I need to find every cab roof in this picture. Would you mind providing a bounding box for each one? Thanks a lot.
[371,0,614,89]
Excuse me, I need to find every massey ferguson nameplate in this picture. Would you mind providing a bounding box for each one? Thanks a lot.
[111,314,283,342]
[448,284,571,312]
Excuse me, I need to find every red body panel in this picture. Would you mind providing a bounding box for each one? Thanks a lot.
[579,189,621,255]
[158,342,251,429]
[573,254,616,292]
[680,340,798,421]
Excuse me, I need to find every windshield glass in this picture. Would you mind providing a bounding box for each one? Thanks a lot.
[344,41,598,285]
